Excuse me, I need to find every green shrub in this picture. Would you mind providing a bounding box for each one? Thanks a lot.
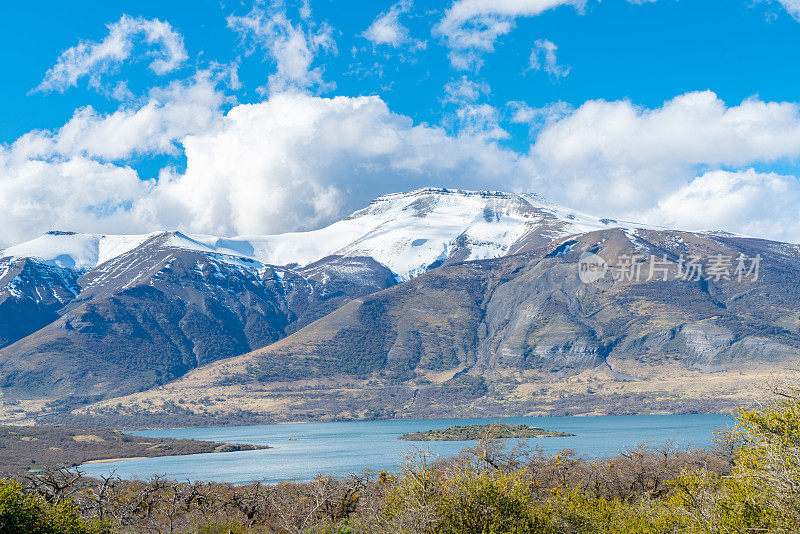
[544,489,681,534]
[0,479,107,534]
[187,521,247,534]
[671,395,800,534]
[384,463,553,533]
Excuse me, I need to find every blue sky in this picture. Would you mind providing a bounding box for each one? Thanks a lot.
[3,0,798,144]
[2,0,800,246]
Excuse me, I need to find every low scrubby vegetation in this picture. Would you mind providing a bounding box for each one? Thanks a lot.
[398,423,574,441]
[5,391,800,533]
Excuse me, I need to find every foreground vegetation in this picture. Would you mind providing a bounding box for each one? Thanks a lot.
[4,390,800,533]
[398,423,575,441]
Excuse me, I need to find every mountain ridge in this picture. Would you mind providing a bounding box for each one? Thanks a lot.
[74,228,800,426]
[0,188,666,278]
[0,188,797,426]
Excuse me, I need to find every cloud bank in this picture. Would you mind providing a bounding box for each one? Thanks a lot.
[525,91,800,240]
[0,90,527,247]
[5,86,800,247]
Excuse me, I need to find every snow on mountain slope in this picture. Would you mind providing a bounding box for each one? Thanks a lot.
[0,189,660,280]
[169,189,651,280]
[330,190,535,279]
[520,194,665,234]
[1,231,154,271]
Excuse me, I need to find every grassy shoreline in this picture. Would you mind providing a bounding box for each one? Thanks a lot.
[0,424,269,474]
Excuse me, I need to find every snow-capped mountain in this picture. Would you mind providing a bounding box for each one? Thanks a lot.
[1,231,152,271]
[1,188,657,282]
[0,188,661,400]
[3,188,800,424]
[0,187,669,362]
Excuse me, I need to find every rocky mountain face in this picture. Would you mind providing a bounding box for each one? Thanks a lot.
[73,228,800,426]
[1,188,799,425]
[0,232,396,400]
[0,256,81,348]
[0,189,621,401]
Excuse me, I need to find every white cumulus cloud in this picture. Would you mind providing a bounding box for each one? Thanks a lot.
[16,73,223,161]
[227,4,336,94]
[0,152,155,247]
[146,92,523,236]
[0,92,525,247]
[527,91,800,236]
[776,0,800,19]
[35,15,188,94]
[435,0,664,70]
[363,0,416,47]
[435,0,585,69]
[528,39,569,78]
[645,169,800,242]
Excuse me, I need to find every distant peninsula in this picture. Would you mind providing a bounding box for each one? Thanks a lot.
[0,424,269,474]
[398,423,575,441]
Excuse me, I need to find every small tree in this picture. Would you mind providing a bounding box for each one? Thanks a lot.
[0,479,107,534]
[673,389,800,533]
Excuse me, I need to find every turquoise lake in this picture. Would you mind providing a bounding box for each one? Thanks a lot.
[80,414,732,484]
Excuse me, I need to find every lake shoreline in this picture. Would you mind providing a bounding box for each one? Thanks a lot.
[80,414,731,485]
[119,411,734,433]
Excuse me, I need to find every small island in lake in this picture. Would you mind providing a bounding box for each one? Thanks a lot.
[398,423,575,441]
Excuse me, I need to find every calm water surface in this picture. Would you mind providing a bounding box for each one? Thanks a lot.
[81,414,731,484]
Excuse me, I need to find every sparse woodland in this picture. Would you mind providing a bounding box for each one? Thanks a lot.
[4,390,800,533]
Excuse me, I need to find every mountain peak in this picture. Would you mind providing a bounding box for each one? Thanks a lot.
[373,187,520,202]
[1,188,658,280]
[44,230,78,236]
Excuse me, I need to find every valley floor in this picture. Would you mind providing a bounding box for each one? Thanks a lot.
[37,364,781,429]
